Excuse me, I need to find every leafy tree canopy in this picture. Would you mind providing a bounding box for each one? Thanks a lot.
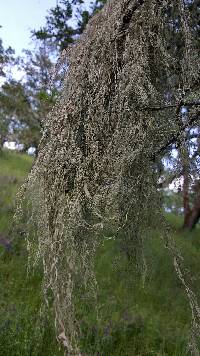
[33,0,106,51]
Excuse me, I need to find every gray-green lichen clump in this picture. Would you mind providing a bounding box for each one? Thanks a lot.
[18,0,200,354]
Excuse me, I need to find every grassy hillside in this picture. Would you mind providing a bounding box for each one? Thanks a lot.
[0,150,199,355]
[0,150,32,234]
[0,150,61,356]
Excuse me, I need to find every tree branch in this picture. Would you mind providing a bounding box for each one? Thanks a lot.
[151,110,200,162]
[139,101,200,112]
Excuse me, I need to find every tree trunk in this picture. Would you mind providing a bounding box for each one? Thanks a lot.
[180,143,192,228]
[184,205,200,230]
[183,185,200,230]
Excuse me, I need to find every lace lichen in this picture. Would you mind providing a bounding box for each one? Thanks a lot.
[18,0,200,354]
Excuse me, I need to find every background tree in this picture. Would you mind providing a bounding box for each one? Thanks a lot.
[33,0,107,51]
[0,45,57,153]
[18,46,57,153]
[145,0,200,230]
[0,35,15,150]
[0,35,15,78]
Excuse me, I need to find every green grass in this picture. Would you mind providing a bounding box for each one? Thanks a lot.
[0,150,62,356]
[0,149,33,178]
[78,228,200,355]
[0,150,199,355]
[0,150,33,234]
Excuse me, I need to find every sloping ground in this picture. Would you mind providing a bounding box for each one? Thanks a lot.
[0,151,61,356]
[0,150,199,355]
[0,150,32,235]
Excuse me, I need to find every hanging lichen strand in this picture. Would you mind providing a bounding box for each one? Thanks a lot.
[19,0,200,354]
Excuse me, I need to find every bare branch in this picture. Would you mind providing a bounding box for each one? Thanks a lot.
[140,101,200,112]
[152,110,200,161]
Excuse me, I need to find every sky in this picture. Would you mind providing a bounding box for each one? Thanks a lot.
[0,0,57,54]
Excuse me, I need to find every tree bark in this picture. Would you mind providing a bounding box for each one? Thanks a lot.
[185,205,200,230]
[183,182,200,230]
[181,132,200,230]
[182,163,192,228]
[179,142,192,228]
